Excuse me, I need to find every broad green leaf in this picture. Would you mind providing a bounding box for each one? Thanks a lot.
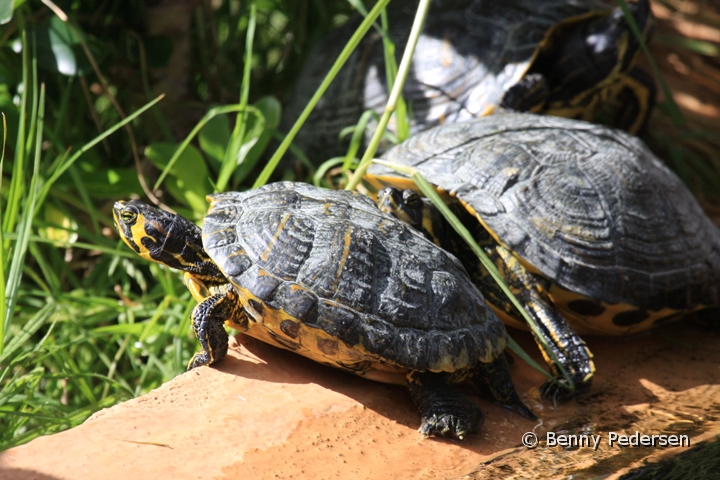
[39,203,78,244]
[0,0,14,25]
[199,114,230,173]
[77,167,143,199]
[35,17,91,76]
[145,143,212,217]
[256,96,281,129]
[48,18,79,75]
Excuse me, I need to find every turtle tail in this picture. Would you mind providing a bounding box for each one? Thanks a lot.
[475,354,537,421]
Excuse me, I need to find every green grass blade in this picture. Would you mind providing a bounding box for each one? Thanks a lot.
[138,295,172,343]
[3,30,29,243]
[216,3,257,192]
[313,157,346,187]
[0,303,57,365]
[506,336,549,375]
[341,109,378,170]
[22,235,138,259]
[51,349,97,404]
[616,0,685,126]
[346,0,431,191]
[68,165,101,235]
[34,94,165,215]
[27,242,61,294]
[23,35,39,162]
[3,84,45,341]
[413,170,565,385]
[0,113,6,351]
[379,10,410,142]
[252,0,393,188]
[655,33,718,57]
[153,104,259,191]
[1,395,121,451]
[349,0,410,142]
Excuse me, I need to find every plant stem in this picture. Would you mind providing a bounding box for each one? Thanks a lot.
[252,0,393,188]
[346,0,431,191]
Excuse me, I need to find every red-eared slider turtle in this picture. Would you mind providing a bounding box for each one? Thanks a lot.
[365,113,720,399]
[283,0,655,163]
[113,182,535,439]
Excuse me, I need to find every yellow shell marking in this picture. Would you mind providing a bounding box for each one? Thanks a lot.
[229,274,409,385]
[260,212,292,262]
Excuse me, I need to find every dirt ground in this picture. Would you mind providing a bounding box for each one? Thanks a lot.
[230,318,720,479]
[1,318,717,480]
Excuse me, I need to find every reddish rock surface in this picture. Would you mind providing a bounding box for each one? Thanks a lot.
[1,319,719,480]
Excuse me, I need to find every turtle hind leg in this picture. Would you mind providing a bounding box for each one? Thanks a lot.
[474,354,536,421]
[407,372,484,440]
[188,285,244,370]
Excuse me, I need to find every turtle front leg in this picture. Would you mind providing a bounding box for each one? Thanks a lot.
[523,291,595,402]
[407,372,485,440]
[488,245,595,401]
[188,285,245,370]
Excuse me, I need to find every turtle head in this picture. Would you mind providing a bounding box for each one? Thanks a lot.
[377,187,425,230]
[376,187,445,246]
[587,0,654,73]
[113,200,224,283]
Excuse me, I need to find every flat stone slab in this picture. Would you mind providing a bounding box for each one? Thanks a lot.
[1,320,719,479]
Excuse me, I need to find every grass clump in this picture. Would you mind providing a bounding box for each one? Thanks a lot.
[0,0,354,451]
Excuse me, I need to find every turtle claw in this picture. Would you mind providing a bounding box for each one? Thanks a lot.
[187,350,212,370]
[408,372,486,441]
[540,377,591,402]
[419,413,483,440]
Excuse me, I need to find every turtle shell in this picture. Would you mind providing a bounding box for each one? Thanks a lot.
[284,0,609,161]
[366,113,720,330]
[201,182,506,376]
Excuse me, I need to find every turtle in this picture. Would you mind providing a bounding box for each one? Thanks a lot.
[113,182,536,440]
[282,0,655,165]
[364,112,720,400]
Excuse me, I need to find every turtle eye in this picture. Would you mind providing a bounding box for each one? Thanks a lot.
[402,190,421,207]
[119,207,138,224]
